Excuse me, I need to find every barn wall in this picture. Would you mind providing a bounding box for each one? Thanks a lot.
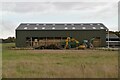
[16,30,106,47]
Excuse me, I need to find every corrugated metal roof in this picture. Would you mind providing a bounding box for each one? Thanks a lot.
[16,23,108,30]
[106,34,119,39]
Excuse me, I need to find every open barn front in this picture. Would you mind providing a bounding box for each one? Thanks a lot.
[24,36,103,49]
[25,37,67,49]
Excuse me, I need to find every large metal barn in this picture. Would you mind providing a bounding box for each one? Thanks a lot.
[16,23,108,48]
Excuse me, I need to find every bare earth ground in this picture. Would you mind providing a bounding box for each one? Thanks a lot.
[2,43,118,78]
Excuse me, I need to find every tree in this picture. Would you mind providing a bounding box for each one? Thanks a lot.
[2,37,16,43]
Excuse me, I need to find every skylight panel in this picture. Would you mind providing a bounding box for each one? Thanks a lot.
[72,27,75,29]
[43,24,46,26]
[24,27,27,29]
[52,27,55,29]
[90,24,93,25]
[53,24,55,26]
[98,24,100,25]
[27,24,29,26]
[72,24,74,26]
[34,27,38,29]
[81,24,83,25]
[36,24,39,26]
[93,27,96,29]
[100,27,104,29]
[65,27,68,29]
[42,27,45,29]
[65,24,67,26]
[82,27,86,29]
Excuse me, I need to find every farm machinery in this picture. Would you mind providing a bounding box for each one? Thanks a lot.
[32,37,95,50]
[62,37,94,49]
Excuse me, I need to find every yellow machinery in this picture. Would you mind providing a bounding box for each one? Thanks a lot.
[64,37,95,49]
[64,37,71,49]
[64,37,86,49]
[78,45,86,49]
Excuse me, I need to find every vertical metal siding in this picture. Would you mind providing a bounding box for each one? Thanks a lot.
[16,30,106,47]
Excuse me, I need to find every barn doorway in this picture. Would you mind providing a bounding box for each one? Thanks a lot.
[93,37,101,47]
[26,37,31,47]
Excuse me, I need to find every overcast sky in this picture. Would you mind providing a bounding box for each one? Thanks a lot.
[0,0,119,39]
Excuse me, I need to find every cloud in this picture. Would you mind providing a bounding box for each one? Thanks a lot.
[2,2,49,13]
[0,20,16,39]
[1,0,120,2]
[2,2,117,14]
[0,1,118,38]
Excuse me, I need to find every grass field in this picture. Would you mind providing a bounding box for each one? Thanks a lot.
[2,43,118,78]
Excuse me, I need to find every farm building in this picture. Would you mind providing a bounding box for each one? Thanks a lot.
[16,23,108,48]
[106,34,120,47]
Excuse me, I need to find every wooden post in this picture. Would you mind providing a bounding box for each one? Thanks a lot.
[31,37,32,47]
[61,37,62,41]
[46,37,47,46]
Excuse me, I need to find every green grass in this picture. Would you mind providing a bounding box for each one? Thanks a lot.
[2,43,118,78]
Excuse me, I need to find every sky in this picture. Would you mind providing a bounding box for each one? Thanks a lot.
[0,0,119,39]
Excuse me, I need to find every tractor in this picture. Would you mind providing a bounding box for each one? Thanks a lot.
[62,37,95,49]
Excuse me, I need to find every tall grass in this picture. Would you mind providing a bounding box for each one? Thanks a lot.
[2,43,118,78]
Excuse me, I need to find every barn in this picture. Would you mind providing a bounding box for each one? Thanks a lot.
[16,23,108,48]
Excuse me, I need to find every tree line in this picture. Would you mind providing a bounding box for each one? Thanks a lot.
[1,37,16,43]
